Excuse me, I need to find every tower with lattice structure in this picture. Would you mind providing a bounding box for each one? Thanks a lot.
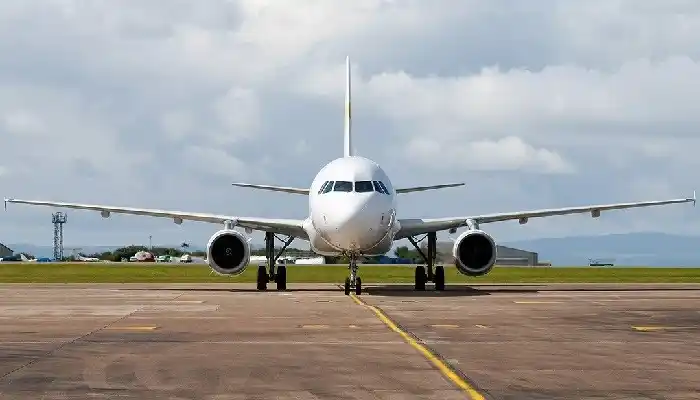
[52,212,67,261]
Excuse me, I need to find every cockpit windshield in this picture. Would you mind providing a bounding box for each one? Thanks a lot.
[354,180,374,193]
[333,181,353,192]
[318,180,390,194]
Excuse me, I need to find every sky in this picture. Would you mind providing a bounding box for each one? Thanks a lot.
[1,0,699,250]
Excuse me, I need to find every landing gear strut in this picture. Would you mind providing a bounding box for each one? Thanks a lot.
[344,254,362,295]
[408,232,445,291]
[256,231,295,291]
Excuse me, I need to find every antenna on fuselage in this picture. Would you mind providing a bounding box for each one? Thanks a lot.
[343,55,353,158]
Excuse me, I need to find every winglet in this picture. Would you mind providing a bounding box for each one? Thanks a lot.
[3,198,8,211]
[693,190,696,207]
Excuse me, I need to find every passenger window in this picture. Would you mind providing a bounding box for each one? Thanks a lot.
[318,181,329,194]
[322,181,334,193]
[333,181,353,192]
[355,181,374,193]
[378,181,390,194]
[373,181,386,194]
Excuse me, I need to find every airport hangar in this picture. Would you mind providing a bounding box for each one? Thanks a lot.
[0,243,12,258]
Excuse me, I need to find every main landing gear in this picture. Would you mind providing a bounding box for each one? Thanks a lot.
[408,232,445,291]
[343,254,362,296]
[256,232,295,291]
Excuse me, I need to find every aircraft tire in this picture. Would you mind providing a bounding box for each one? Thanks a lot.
[434,265,445,291]
[414,265,426,291]
[275,265,287,290]
[257,265,268,291]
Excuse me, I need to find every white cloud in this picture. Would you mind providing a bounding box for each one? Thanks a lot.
[1,0,700,247]
[212,87,261,141]
[185,146,246,174]
[404,136,574,174]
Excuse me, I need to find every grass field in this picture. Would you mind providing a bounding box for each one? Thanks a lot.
[0,263,699,283]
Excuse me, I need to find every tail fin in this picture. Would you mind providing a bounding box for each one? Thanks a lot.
[343,56,353,157]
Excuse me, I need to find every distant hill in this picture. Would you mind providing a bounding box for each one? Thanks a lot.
[5,232,699,266]
[503,232,700,266]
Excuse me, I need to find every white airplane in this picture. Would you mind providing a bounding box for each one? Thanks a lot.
[4,57,696,295]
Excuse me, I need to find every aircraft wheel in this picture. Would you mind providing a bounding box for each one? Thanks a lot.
[344,277,351,295]
[434,265,445,291]
[275,265,287,290]
[256,265,268,291]
[414,265,426,291]
[355,277,362,295]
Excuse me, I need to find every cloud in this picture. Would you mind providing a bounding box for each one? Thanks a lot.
[0,0,699,248]
[403,136,574,174]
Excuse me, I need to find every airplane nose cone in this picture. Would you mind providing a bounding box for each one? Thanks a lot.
[321,196,390,250]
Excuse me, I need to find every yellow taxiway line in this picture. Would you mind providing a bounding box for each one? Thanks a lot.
[631,326,692,332]
[349,294,485,400]
[105,326,159,331]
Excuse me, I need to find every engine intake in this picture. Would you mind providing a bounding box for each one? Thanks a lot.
[206,229,250,275]
[452,229,497,276]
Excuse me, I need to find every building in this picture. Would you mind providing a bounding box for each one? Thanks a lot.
[494,245,538,266]
[0,242,13,258]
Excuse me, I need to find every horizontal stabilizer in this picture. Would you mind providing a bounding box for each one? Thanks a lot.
[396,183,465,194]
[231,183,309,195]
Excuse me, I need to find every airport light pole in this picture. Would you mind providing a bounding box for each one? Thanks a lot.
[149,235,152,251]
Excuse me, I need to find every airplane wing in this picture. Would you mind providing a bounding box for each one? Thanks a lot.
[396,183,464,194]
[230,182,465,195]
[4,198,308,239]
[231,183,309,195]
[395,193,696,239]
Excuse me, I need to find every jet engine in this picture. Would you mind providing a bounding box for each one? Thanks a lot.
[206,229,250,275]
[452,229,497,276]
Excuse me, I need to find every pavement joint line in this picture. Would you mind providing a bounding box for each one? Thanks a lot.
[349,293,488,400]
[0,307,142,382]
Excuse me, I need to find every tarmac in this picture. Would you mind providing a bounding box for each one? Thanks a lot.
[0,282,699,399]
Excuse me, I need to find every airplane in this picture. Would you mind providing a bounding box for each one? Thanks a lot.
[4,56,696,295]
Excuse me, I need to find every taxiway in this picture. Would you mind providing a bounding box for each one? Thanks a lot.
[0,283,699,399]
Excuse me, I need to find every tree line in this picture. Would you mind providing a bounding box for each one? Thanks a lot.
[80,242,449,263]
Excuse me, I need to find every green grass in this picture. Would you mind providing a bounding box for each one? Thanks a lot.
[0,263,699,283]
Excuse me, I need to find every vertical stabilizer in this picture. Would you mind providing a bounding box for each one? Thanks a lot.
[343,56,353,157]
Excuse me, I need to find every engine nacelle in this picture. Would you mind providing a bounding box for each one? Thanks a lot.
[206,229,250,276]
[452,229,497,276]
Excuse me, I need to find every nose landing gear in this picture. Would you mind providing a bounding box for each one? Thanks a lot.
[343,254,362,295]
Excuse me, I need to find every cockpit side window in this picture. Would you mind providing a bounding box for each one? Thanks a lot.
[321,181,334,194]
[333,180,353,192]
[377,181,390,194]
[373,180,390,194]
[318,181,330,194]
[355,180,374,193]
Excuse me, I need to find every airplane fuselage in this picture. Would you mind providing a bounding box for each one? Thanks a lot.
[303,156,399,256]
